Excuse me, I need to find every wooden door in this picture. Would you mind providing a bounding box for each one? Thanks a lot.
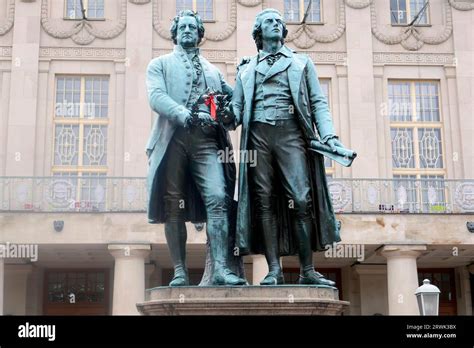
[418,269,457,316]
[43,269,109,315]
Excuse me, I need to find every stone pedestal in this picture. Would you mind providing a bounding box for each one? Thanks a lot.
[137,286,349,316]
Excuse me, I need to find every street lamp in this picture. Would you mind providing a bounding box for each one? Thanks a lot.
[415,279,441,315]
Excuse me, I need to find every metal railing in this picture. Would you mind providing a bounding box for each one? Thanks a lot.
[0,177,473,214]
[0,177,147,213]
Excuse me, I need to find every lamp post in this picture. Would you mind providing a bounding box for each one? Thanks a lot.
[415,279,441,315]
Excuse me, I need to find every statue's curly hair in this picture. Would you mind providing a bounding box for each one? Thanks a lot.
[252,9,288,50]
[170,10,205,46]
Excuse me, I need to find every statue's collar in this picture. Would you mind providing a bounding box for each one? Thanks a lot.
[174,45,201,58]
[258,45,293,62]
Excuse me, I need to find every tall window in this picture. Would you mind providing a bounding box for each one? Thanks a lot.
[284,0,321,23]
[389,80,445,212]
[390,0,429,25]
[176,0,214,21]
[53,76,109,210]
[65,0,104,20]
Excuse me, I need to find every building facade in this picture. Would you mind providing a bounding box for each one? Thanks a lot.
[0,0,473,315]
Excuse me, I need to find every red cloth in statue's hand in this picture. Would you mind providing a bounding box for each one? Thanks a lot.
[204,94,217,120]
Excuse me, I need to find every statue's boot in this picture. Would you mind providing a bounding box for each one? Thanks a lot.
[208,218,246,285]
[294,217,336,287]
[165,221,189,286]
[260,270,285,285]
[299,267,335,287]
[259,218,284,285]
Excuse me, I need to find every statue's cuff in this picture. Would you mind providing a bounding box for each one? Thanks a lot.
[176,106,190,127]
[321,134,338,144]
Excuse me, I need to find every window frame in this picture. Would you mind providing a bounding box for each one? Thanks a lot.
[52,74,109,174]
[52,75,110,209]
[389,79,447,213]
[389,79,445,178]
[64,0,105,21]
[176,0,215,22]
[390,0,431,27]
[284,0,324,25]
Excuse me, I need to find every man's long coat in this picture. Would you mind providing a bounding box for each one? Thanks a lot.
[232,46,341,255]
[145,45,235,223]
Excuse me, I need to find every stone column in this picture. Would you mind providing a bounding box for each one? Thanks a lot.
[0,257,4,315]
[335,64,351,178]
[373,66,390,177]
[380,244,426,315]
[0,59,12,176]
[251,255,268,285]
[5,0,41,176]
[444,66,463,179]
[354,265,388,315]
[108,244,151,315]
[451,7,474,177]
[4,264,32,315]
[341,266,360,315]
[344,3,380,177]
[114,62,126,175]
[123,1,153,176]
[34,61,50,175]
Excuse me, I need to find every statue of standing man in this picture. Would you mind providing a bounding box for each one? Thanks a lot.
[145,10,246,286]
[231,9,345,286]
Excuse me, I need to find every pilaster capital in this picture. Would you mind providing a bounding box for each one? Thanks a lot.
[108,243,151,259]
[380,243,427,259]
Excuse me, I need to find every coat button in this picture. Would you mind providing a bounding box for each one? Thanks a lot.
[182,99,187,103]
[300,91,304,95]
[186,65,191,69]
[186,82,191,86]
[187,73,191,77]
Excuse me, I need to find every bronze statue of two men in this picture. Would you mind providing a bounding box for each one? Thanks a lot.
[146,9,350,287]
